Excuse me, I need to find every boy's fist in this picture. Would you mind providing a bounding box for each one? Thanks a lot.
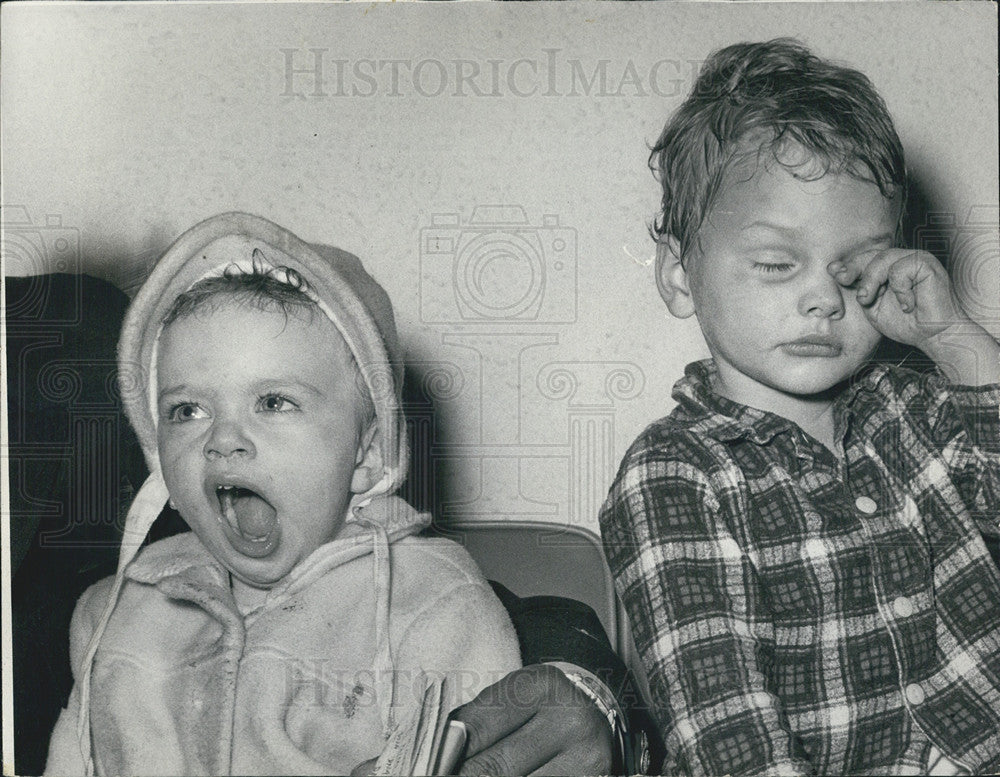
[829,248,968,348]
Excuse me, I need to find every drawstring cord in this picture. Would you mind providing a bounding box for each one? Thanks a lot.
[353,510,396,737]
[76,473,169,776]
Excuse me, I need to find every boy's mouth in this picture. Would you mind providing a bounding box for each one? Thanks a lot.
[781,334,843,357]
[214,483,279,558]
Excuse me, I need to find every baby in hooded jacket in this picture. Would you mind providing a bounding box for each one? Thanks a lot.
[44,213,521,776]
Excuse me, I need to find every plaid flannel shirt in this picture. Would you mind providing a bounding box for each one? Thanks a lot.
[600,359,1000,776]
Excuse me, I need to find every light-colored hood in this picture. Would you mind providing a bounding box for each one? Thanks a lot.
[73,213,422,774]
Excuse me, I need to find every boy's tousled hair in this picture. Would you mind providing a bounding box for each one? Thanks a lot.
[161,254,376,425]
[650,39,907,262]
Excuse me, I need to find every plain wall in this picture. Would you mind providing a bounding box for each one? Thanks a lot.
[3,1,998,535]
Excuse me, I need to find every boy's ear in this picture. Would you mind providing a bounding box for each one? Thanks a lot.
[655,235,696,319]
[350,421,384,494]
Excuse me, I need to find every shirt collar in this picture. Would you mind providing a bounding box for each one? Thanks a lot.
[672,360,797,445]
[671,359,894,448]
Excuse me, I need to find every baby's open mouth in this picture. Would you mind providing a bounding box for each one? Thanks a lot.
[216,485,278,545]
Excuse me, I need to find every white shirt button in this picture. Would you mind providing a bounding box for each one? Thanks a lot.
[855,496,878,514]
[904,683,925,705]
[893,596,914,618]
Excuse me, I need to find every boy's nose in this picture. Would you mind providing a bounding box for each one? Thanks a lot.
[798,271,845,320]
[203,419,256,460]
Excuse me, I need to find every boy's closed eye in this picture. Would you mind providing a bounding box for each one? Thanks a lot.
[750,250,797,276]
[753,260,796,274]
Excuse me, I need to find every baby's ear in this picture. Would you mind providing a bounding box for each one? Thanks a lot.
[350,422,384,494]
[655,235,696,319]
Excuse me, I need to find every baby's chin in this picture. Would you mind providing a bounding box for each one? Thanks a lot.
[226,560,297,590]
[194,533,296,589]
[223,538,338,589]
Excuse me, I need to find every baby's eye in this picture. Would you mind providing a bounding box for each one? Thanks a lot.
[258,394,299,413]
[167,403,208,422]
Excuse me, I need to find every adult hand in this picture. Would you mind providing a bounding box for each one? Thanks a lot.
[451,664,614,776]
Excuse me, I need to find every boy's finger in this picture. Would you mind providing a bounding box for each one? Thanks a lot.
[828,260,862,287]
[892,287,915,313]
[886,252,924,289]
[886,254,921,313]
[855,250,897,305]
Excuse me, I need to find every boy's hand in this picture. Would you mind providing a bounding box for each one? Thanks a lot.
[831,248,1000,385]
[829,248,968,348]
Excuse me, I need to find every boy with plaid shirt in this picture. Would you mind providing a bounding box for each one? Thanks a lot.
[599,39,1000,775]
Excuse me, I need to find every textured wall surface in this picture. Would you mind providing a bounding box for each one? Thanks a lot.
[3,1,997,534]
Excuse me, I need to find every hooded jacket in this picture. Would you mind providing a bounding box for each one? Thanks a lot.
[44,213,520,776]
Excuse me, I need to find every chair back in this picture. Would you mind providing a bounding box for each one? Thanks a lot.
[434,520,649,702]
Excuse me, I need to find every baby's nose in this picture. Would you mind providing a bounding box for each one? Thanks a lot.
[203,419,255,460]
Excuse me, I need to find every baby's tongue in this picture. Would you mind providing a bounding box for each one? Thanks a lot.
[222,489,277,540]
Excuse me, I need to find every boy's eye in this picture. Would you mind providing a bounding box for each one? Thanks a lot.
[258,394,299,413]
[753,261,795,274]
[167,403,208,422]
